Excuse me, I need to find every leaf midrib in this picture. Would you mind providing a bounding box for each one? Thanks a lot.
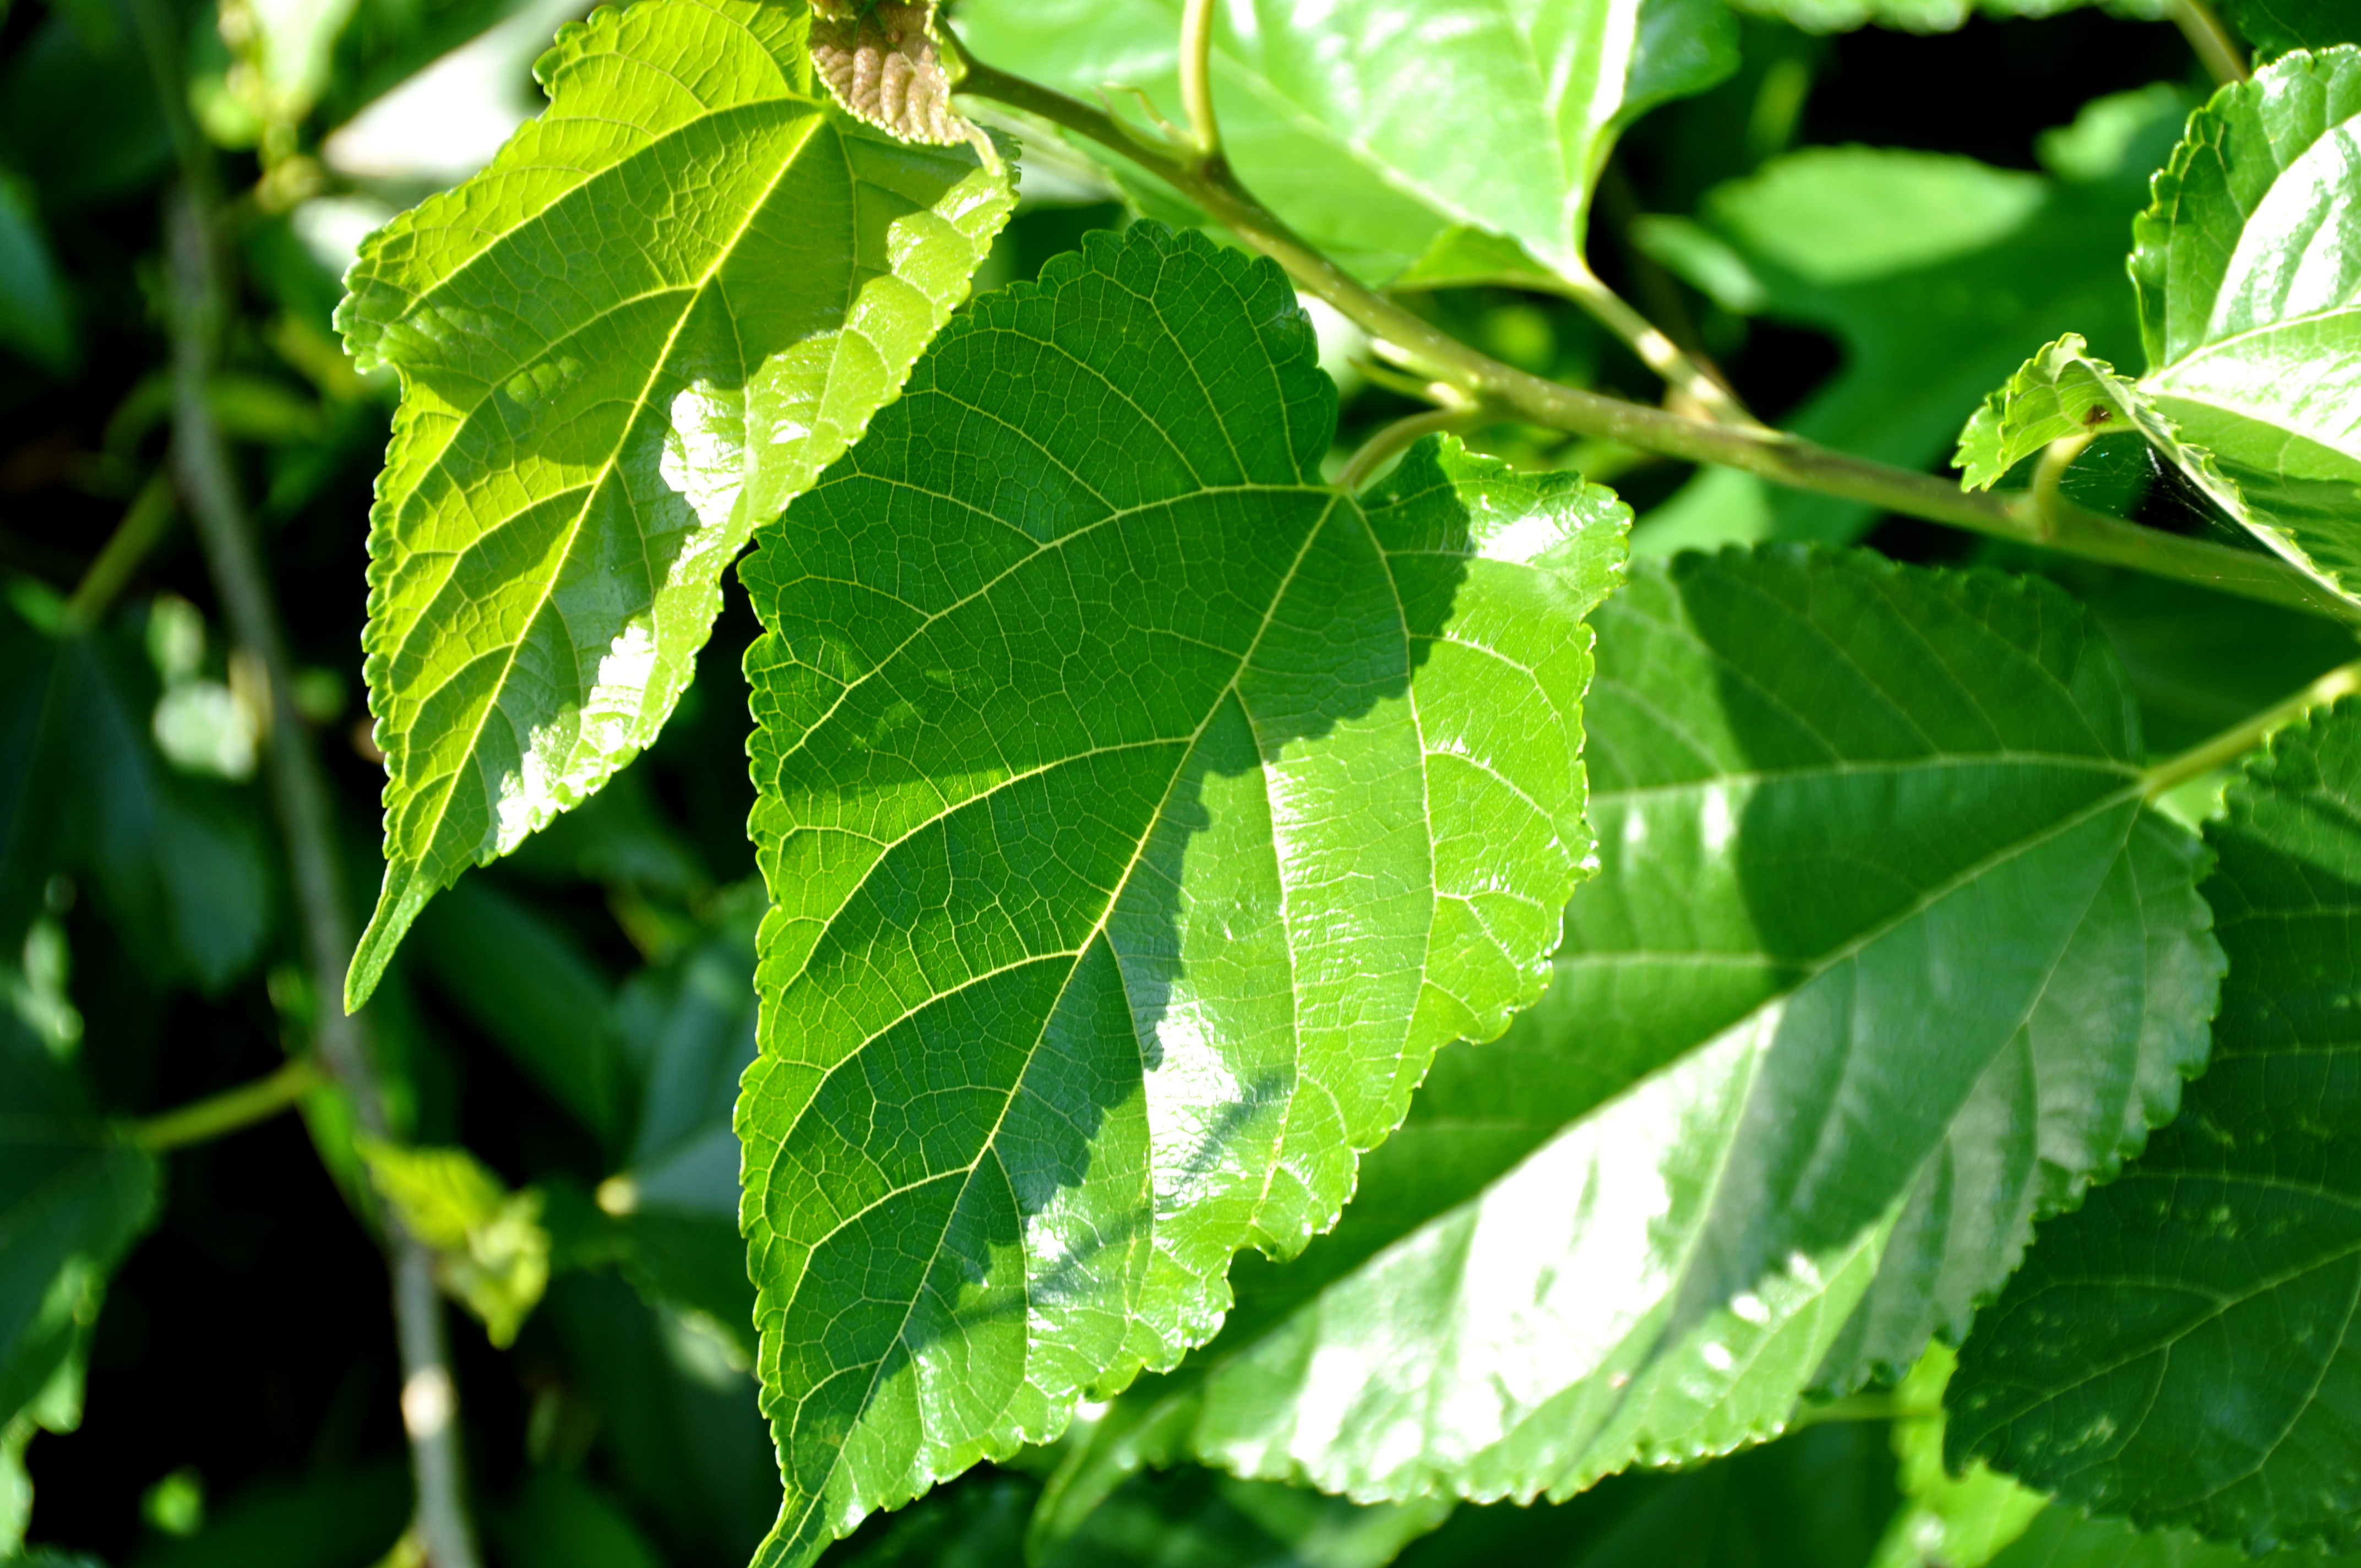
[769,488,1351,1532]
[378,106,843,873]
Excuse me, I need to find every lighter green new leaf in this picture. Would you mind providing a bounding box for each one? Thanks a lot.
[1949,699,2361,1554]
[1960,48,2361,603]
[737,224,1625,1567]
[955,0,1734,284]
[1954,334,2235,497]
[1047,548,2219,1509]
[337,0,1015,1008]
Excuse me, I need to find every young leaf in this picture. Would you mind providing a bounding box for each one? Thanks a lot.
[1041,548,2219,1509]
[1960,48,2361,603]
[336,0,1016,1009]
[955,0,1735,284]
[361,1140,551,1347]
[1947,699,2361,1555]
[737,224,1626,1566]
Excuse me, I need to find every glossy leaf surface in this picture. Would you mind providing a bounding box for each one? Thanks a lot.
[1967,50,2361,602]
[737,224,1625,1566]
[955,0,1734,283]
[338,0,1016,1007]
[1050,548,2218,1508]
[1949,700,2361,1554]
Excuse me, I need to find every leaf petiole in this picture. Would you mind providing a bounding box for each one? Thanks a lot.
[2143,656,2361,800]
[1177,0,1221,159]
[127,1055,326,1152]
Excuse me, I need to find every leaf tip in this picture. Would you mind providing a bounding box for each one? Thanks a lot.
[344,865,434,1012]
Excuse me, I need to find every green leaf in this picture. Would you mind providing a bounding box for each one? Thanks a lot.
[1869,1345,2347,1568]
[336,0,1016,1009]
[1640,96,2180,551]
[2126,46,2361,598]
[1723,0,2163,33]
[737,223,1625,1566]
[543,1272,781,1562]
[488,1468,667,1568]
[1988,557,2359,758]
[0,1013,156,1449]
[1952,333,2235,496]
[361,1140,552,1347]
[1868,1347,2050,1568]
[0,171,73,377]
[601,900,764,1358]
[411,876,623,1142]
[2222,0,2357,54]
[1046,547,2219,1509]
[955,0,1734,284]
[1947,698,2361,1554]
[1962,50,2361,602]
[2,627,276,996]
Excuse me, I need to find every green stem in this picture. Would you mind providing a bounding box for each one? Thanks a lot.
[1554,260,1756,426]
[1177,0,1221,157]
[61,470,177,634]
[129,1057,325,1151]
[2172,0,2249,85]
[2144,657,2361,799]
[1789,1395,1944,1428]
[1337,405,1484,491]
[950,52,2348,623]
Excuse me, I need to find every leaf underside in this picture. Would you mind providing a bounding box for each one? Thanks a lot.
[736,223,1625,1567]
[954,0,1734,284]
[1950,700,2361,1555]
[1059,547,2221,1512]
[336,0,1015,1008]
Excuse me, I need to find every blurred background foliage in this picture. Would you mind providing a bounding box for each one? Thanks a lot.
[0,0,2314,1562]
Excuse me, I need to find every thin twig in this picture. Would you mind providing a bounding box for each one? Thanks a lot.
[129,1057,325,1151]
[949,49,2354,624]
[2143,656,2361,798]
[162,184,485,1568]
[2172,0,2249,85]
[62,471,177,634]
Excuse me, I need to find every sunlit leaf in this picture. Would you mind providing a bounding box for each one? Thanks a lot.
[955,0,1734,283]
[337,0,1016,1008]
[1044,547,2218,1509]
[1961,49,2361,604]
[737,224,1625,1566]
